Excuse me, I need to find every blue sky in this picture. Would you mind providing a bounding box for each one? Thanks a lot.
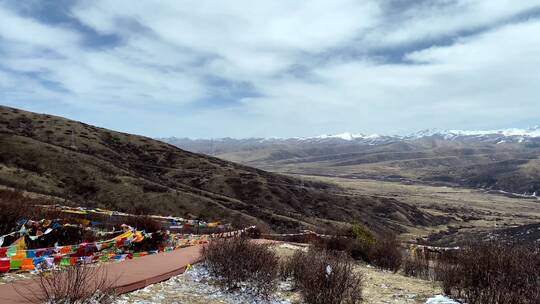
[0,0,539,138]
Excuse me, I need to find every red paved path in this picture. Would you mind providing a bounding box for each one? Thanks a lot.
[0,245,203,304]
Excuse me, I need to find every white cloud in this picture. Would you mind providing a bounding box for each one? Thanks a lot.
[232,20,540,136]
[71,0,380,80]
[0,0,539,137]
[363,0,540,49]
[0,5,80,49]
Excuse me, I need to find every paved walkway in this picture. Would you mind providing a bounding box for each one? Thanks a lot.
[0,245,203,304]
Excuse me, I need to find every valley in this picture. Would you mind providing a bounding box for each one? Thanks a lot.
[292,175,540,245]
[165,134,540,245]
[1,105,538,245]
[164,131,540,196]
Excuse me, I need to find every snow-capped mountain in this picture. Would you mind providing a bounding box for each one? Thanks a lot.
[303,132,381,141]
[405,126,540,143]
[409,126,540,139]
[288,127,540,144]
[161,126,540,153]
[161,126,540,196]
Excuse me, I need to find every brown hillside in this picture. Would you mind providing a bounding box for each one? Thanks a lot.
[0,105,443,233]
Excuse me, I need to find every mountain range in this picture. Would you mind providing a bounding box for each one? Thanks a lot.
[164,126,540,147]
[163,127,540,196]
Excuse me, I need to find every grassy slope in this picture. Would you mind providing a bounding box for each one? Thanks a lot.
[297,175,540,243]
[0,105,443,233]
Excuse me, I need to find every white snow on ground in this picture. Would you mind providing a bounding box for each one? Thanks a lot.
[115,264,296,304]
[0,272,33,284]
[425,295,461,304]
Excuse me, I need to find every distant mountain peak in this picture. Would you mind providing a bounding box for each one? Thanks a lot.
[409,127,540,139]
[305,132,381,141]
[161,126,540,144]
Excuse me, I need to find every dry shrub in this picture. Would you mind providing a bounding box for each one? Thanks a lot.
[402,250,430,279]
[282,249,363,304]
[124,214,163,232]
[369,234,402,272]
[350,223,375,245]
[124,214,167,251]
[348,240,373,263]
[435,242,540,304]
[0,189,32,235]
[17,264,117,304]
[0,189,64,235]
[202,237,279,297]
[314,235,352,252]
[433,250,461,291]
[314,235,372,263]
[314,223,376,264]
[313,236,373,263]
[278,248,307,285]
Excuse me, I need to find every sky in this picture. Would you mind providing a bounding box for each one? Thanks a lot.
[0,0,539,138]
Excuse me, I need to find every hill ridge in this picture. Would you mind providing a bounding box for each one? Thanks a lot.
[0,105,443,233]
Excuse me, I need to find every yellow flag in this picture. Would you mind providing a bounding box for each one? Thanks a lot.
[13,236,26,250]
[113,230,133,240]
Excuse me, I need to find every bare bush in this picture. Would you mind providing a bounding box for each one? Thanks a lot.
[202,237,279,297]
[435,242,540,304]
[314,235,352,252]
[0,189,62,235]
[124,214,163,232]
[282,249,363,304]
[348,240,373,263]
[0,189,32,235]
[402,250,430,279]
[313,223,376,264]
[433,251,461,292]
[278,248,308,285]
[17,264,117,304]
[314,235,373,264]
[369,234,402,272]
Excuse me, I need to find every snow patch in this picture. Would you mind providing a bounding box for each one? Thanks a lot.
[115,264,296,304]
[425,295,461,304]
